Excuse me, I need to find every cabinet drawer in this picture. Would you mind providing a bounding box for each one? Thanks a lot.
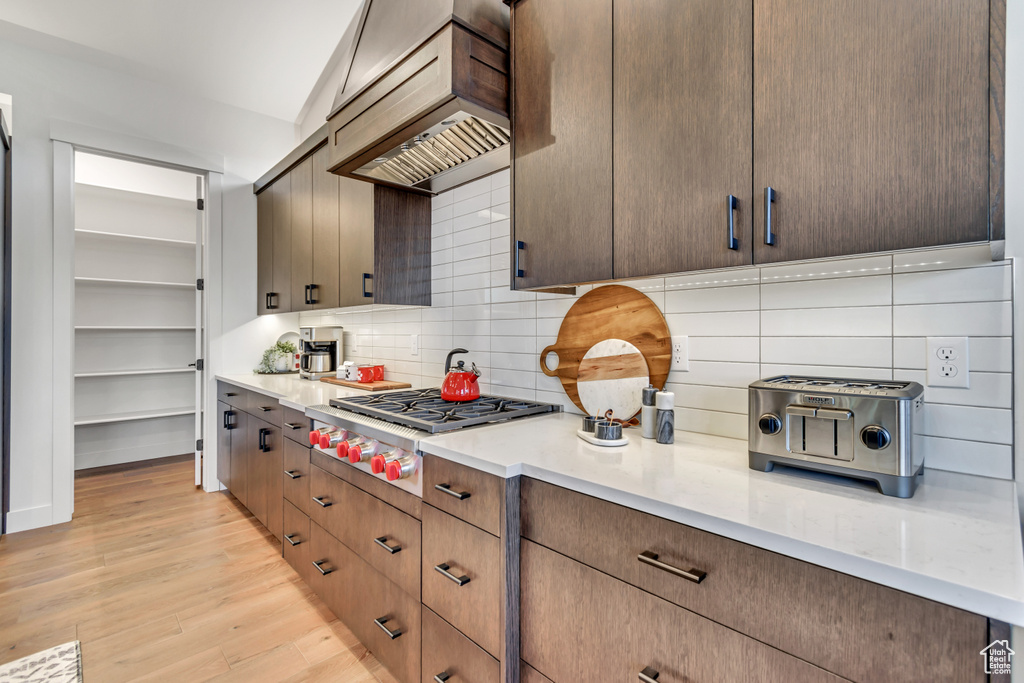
[521,478,986,683]
[247,394,283,427]
[217,382,247,407]
[422,505,501,658]
[335,474,421,600]
[282,439,311,516]
[282,406,310,444]
[310,521,421,683]
[521,539,843,683]
[282,500,312,585]
[422,607,499,683]
[308,464,346,539]
[423,454,502,536]
[521,663,553,683]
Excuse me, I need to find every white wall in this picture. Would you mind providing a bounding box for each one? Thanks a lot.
[0,35,300,531]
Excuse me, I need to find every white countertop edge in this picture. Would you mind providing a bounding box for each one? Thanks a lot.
[422,441,1024,625]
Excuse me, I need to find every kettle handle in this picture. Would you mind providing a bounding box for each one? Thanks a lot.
[445,348,469,374]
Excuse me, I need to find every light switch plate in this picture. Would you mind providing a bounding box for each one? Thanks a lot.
[671,336,689,371]
[410,334,419,356]
[926,337,969,388]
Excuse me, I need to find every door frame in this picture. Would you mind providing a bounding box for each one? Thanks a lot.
[51,130,224,525]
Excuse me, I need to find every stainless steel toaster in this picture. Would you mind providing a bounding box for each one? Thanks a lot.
[748,376,925,497]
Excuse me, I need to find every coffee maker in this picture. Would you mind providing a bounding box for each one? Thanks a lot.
[298,326,343,380]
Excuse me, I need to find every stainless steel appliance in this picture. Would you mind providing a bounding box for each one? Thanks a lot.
[306,388,560,496]
[298,326,343,380]
[748,376,925,497]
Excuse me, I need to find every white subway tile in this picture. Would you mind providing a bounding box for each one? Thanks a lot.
[536,373,562,392]
[431,263,453,280]
[920,436,1013,479]
[431,219,453,238]
[761,307,891,337]
[491,285,535,304]
[493,317,536,336]
[492,336,537,354]
[918,404,1012,444]
[668,384,748,414]
[490,219,511,240]
[431,204,453,224]
[453,224,491,247]
[453,192,491,219]
[666,267,760,291]
[665,284,759,313]
[762,274,891,310]
[491,168,510,190]
[674,407,747,440]
[893,337,1011,372]
[893,302,1012,337]
[495,386,537,402]
[453,256,492,277]
[492,300,537,320]
[432,247,453,266]
[893,244,1000,273]
[452,304,489,321]
[453,210,491,233]
[490,368,537,390]
[537,388,584,415]
[491,202,510,222]
[760,255,892,283]
[452,272,490,291]
[536,317,562,337]
[761,337,892,368]
[759,364,891,381]
[537,297,577,319]
[666,311,760,337]
[669,361,761,388]
[490,188,510,207]
[421,334,453,350]
[490,254,509,272]
[893,263,1011,304]
[453,288,490,306]
[425,296,452,312]
[432,191,454,210]
[893,369,1012,409]
[431,233,453,252]
[688,337,760,363]
[490,352,538,372]
[453,319,490,337]
[422,320,452,336]
[453,177,492,203]
[453,240,491,263]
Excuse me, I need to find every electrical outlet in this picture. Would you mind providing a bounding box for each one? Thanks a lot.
[671,336,689,371]
[410,334,419,356]
[927,337,969,388]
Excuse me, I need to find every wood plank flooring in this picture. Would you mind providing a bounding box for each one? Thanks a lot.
[0,459,398,682]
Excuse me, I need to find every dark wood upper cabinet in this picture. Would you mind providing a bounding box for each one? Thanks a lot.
[270,176,292,313]
[337,176,374,308]
[613,0,753,277]
[311,146,341,310]
[256,191,274,315]
[510,0,613,289]
[290,156,314,311]
[373,186,431,306]
[752,0,991,264]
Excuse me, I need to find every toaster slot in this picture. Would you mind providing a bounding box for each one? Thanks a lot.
[786,406,854,461]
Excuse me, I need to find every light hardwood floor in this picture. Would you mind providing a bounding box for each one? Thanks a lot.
[0,458,398,682]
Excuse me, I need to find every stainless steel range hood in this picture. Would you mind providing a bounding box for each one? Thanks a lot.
[325,0,510,196]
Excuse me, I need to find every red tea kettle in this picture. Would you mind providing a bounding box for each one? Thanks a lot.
[442,348,480,402]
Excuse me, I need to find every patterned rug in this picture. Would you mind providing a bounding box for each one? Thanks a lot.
[0,642,82,683]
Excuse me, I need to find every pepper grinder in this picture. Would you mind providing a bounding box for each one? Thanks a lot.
[641,385,658,439]
[655,390,675,444]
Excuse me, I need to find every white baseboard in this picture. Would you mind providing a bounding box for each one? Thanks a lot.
[5,504,58,533]
[74,441,195,471]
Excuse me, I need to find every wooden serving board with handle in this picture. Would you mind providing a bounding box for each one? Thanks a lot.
[319,377,412,392]
[540,285,671,416]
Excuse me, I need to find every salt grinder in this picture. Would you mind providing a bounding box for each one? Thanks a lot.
[641,385,658,440]
[655,390,675,444]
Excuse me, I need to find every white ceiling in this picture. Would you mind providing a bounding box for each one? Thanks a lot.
[0,0,364,123]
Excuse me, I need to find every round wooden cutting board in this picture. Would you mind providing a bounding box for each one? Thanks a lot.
[576,339,650,419]
[540,285,671,417]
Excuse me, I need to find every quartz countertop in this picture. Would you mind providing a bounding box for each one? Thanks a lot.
[215,373,392,410]
[419,412,1024,625]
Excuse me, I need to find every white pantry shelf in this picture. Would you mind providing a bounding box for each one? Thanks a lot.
[75,276,195,289]
[75,229,195,247]
[75,325,196,331]
[74,368,194,378]
[74,407,196,426]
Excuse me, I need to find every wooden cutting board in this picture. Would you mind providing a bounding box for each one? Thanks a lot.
[319,377,412,392]
[540,285,671,416]
[577,339,650,419]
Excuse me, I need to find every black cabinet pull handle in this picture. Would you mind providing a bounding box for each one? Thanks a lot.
[434,483,470,500]
[434,674,451,683]
[362,273,373,298]
[312,560,332,575]
[434,563,470,586]
[225,392,237,397]
[726,194,738,250]
[304,284,310,305]
[223,410,233,430]
[266,292,278,310]
[764,186,777,246]
[258,428,270,452]
[638,550,706,584]
[515,240,525,278]
[285,534,301,546]
[374,536,402,554]
[284,470,301,479]
[374,617,402,640]
[265,293,271,310]
[312,496,332,508]
[284,422,305,430]
[257,406,271,412]
[639,667,660,683]
[308,284,319,305]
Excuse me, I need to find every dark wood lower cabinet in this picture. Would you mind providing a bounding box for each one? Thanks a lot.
[520,539,844,683]
[422,607,499,683]
[282,499,312,586]
[310,520,421,683]
[247,417,282,542]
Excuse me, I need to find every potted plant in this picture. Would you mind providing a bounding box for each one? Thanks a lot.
[255,340,298,374]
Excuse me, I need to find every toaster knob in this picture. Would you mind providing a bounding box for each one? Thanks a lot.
[758,414,782,435]
[861,426,891,450]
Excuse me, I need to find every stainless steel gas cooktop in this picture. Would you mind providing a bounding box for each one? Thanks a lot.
[328,388,560,434]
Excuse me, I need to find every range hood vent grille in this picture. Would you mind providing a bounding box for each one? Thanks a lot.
[363,116,510,187]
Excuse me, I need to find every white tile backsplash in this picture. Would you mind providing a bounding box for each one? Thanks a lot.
[298,182,1015,481]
